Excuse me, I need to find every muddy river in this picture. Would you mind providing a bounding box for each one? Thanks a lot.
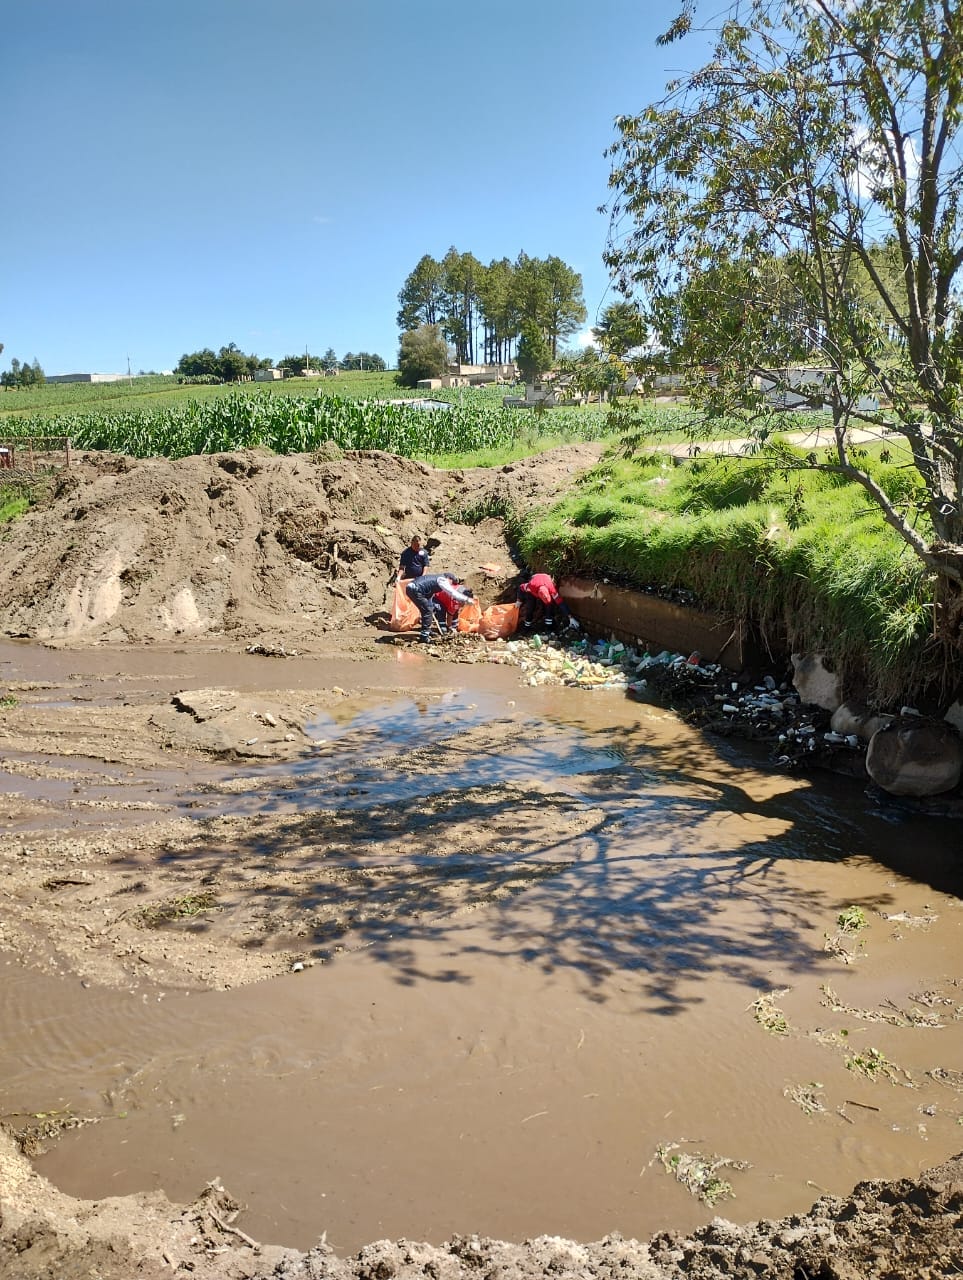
[1,640,961,1255]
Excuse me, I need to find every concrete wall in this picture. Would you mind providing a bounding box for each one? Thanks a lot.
[561,576,753,671]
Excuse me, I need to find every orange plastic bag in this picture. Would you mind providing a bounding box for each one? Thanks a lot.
[478,602,520,639]
[456,600,483,634]
[388,580,421,632]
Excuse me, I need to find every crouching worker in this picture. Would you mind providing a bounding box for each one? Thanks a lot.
[517,572,578,634]
[406,574,473,643]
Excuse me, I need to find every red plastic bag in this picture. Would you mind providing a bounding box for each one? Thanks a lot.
[388,580,421,632]
[479,602,519,639]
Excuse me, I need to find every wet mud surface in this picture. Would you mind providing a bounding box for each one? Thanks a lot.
[1,637,963,1279]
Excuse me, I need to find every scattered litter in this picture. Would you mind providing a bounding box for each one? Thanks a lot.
[785,1083,826,1115]
[880,911,938,928]
[750,988,791,1036]
[490,636,725,693]
[654,1141,752,1206]
[821,983,945,1028]
[928,1067,963,1092]
[844,1047,900,1084]
[245,643,300,658]
[824,932,860,964]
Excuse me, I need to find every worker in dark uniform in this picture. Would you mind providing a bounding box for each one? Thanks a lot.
[406,573,472,643]
[397,534,430,581]
[517,572,578,633]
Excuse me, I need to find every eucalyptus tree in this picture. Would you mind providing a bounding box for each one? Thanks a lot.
[396,255,445,332]
[434,248,483,363]
[604,0,963,593]
[477,256,520,363]
[592,300,647,358]
[541,255,587,356]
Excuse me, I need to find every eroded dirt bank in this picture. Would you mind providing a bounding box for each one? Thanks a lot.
[2,1126,961,1280]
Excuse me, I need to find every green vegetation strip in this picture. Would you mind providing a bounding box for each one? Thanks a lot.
[2,389,611,461]
[519,437,934,704]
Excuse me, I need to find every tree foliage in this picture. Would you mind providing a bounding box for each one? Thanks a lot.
[592,301,647,358]
[1,357,45,388]
[341,352,386,371]
[515,320,553,383]
[396,249,586,365]
[177,344,269,381]
[605,0,963,598]
[397,324,450,387]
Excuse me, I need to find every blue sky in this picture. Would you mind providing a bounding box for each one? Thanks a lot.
[2,1,712,377]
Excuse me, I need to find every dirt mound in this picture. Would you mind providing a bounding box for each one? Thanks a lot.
[2,1124,960,1279]
[0,445,602,646]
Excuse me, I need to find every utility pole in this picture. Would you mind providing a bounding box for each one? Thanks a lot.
[127,354,133,387]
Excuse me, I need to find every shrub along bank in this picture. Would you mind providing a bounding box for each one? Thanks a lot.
[517,442,937,708]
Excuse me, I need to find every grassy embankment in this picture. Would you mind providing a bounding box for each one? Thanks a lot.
[463,432,932,707]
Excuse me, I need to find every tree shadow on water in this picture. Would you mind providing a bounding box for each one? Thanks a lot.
[131,715,936,1012]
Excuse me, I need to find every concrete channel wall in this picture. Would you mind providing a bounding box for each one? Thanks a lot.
[561,576,753,672]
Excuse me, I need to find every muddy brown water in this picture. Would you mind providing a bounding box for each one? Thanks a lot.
[1,641,962,1254]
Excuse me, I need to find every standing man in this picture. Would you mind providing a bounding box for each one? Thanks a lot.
[397,534,430,582]
[406,574,472,643]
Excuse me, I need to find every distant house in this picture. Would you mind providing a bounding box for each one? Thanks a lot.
[757,367,879,412]
[438,362,517,388]
[253,368,284,382]
[503,379,581,409]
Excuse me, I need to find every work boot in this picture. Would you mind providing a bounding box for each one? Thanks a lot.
[418,634,432,644]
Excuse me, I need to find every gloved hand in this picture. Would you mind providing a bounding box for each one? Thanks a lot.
[567,617,581,632]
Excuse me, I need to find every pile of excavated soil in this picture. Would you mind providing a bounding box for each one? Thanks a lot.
[0,445,602,647]
[2,1125,960,1280]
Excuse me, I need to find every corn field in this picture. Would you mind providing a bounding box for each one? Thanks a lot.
[3,392,610,459]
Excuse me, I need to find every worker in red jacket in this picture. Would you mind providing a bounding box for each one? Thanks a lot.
[517,572,578,633]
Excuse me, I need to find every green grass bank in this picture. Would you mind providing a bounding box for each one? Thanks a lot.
[514,440,939,707]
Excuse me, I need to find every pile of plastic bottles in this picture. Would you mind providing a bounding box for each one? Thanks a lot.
[490,635,720,691]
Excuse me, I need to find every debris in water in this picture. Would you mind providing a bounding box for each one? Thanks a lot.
[245,642,300,658]
[749,988,791,1036]
[489,635,720,692]
[785,1083,826,1115]
[654,1141,752,1206]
